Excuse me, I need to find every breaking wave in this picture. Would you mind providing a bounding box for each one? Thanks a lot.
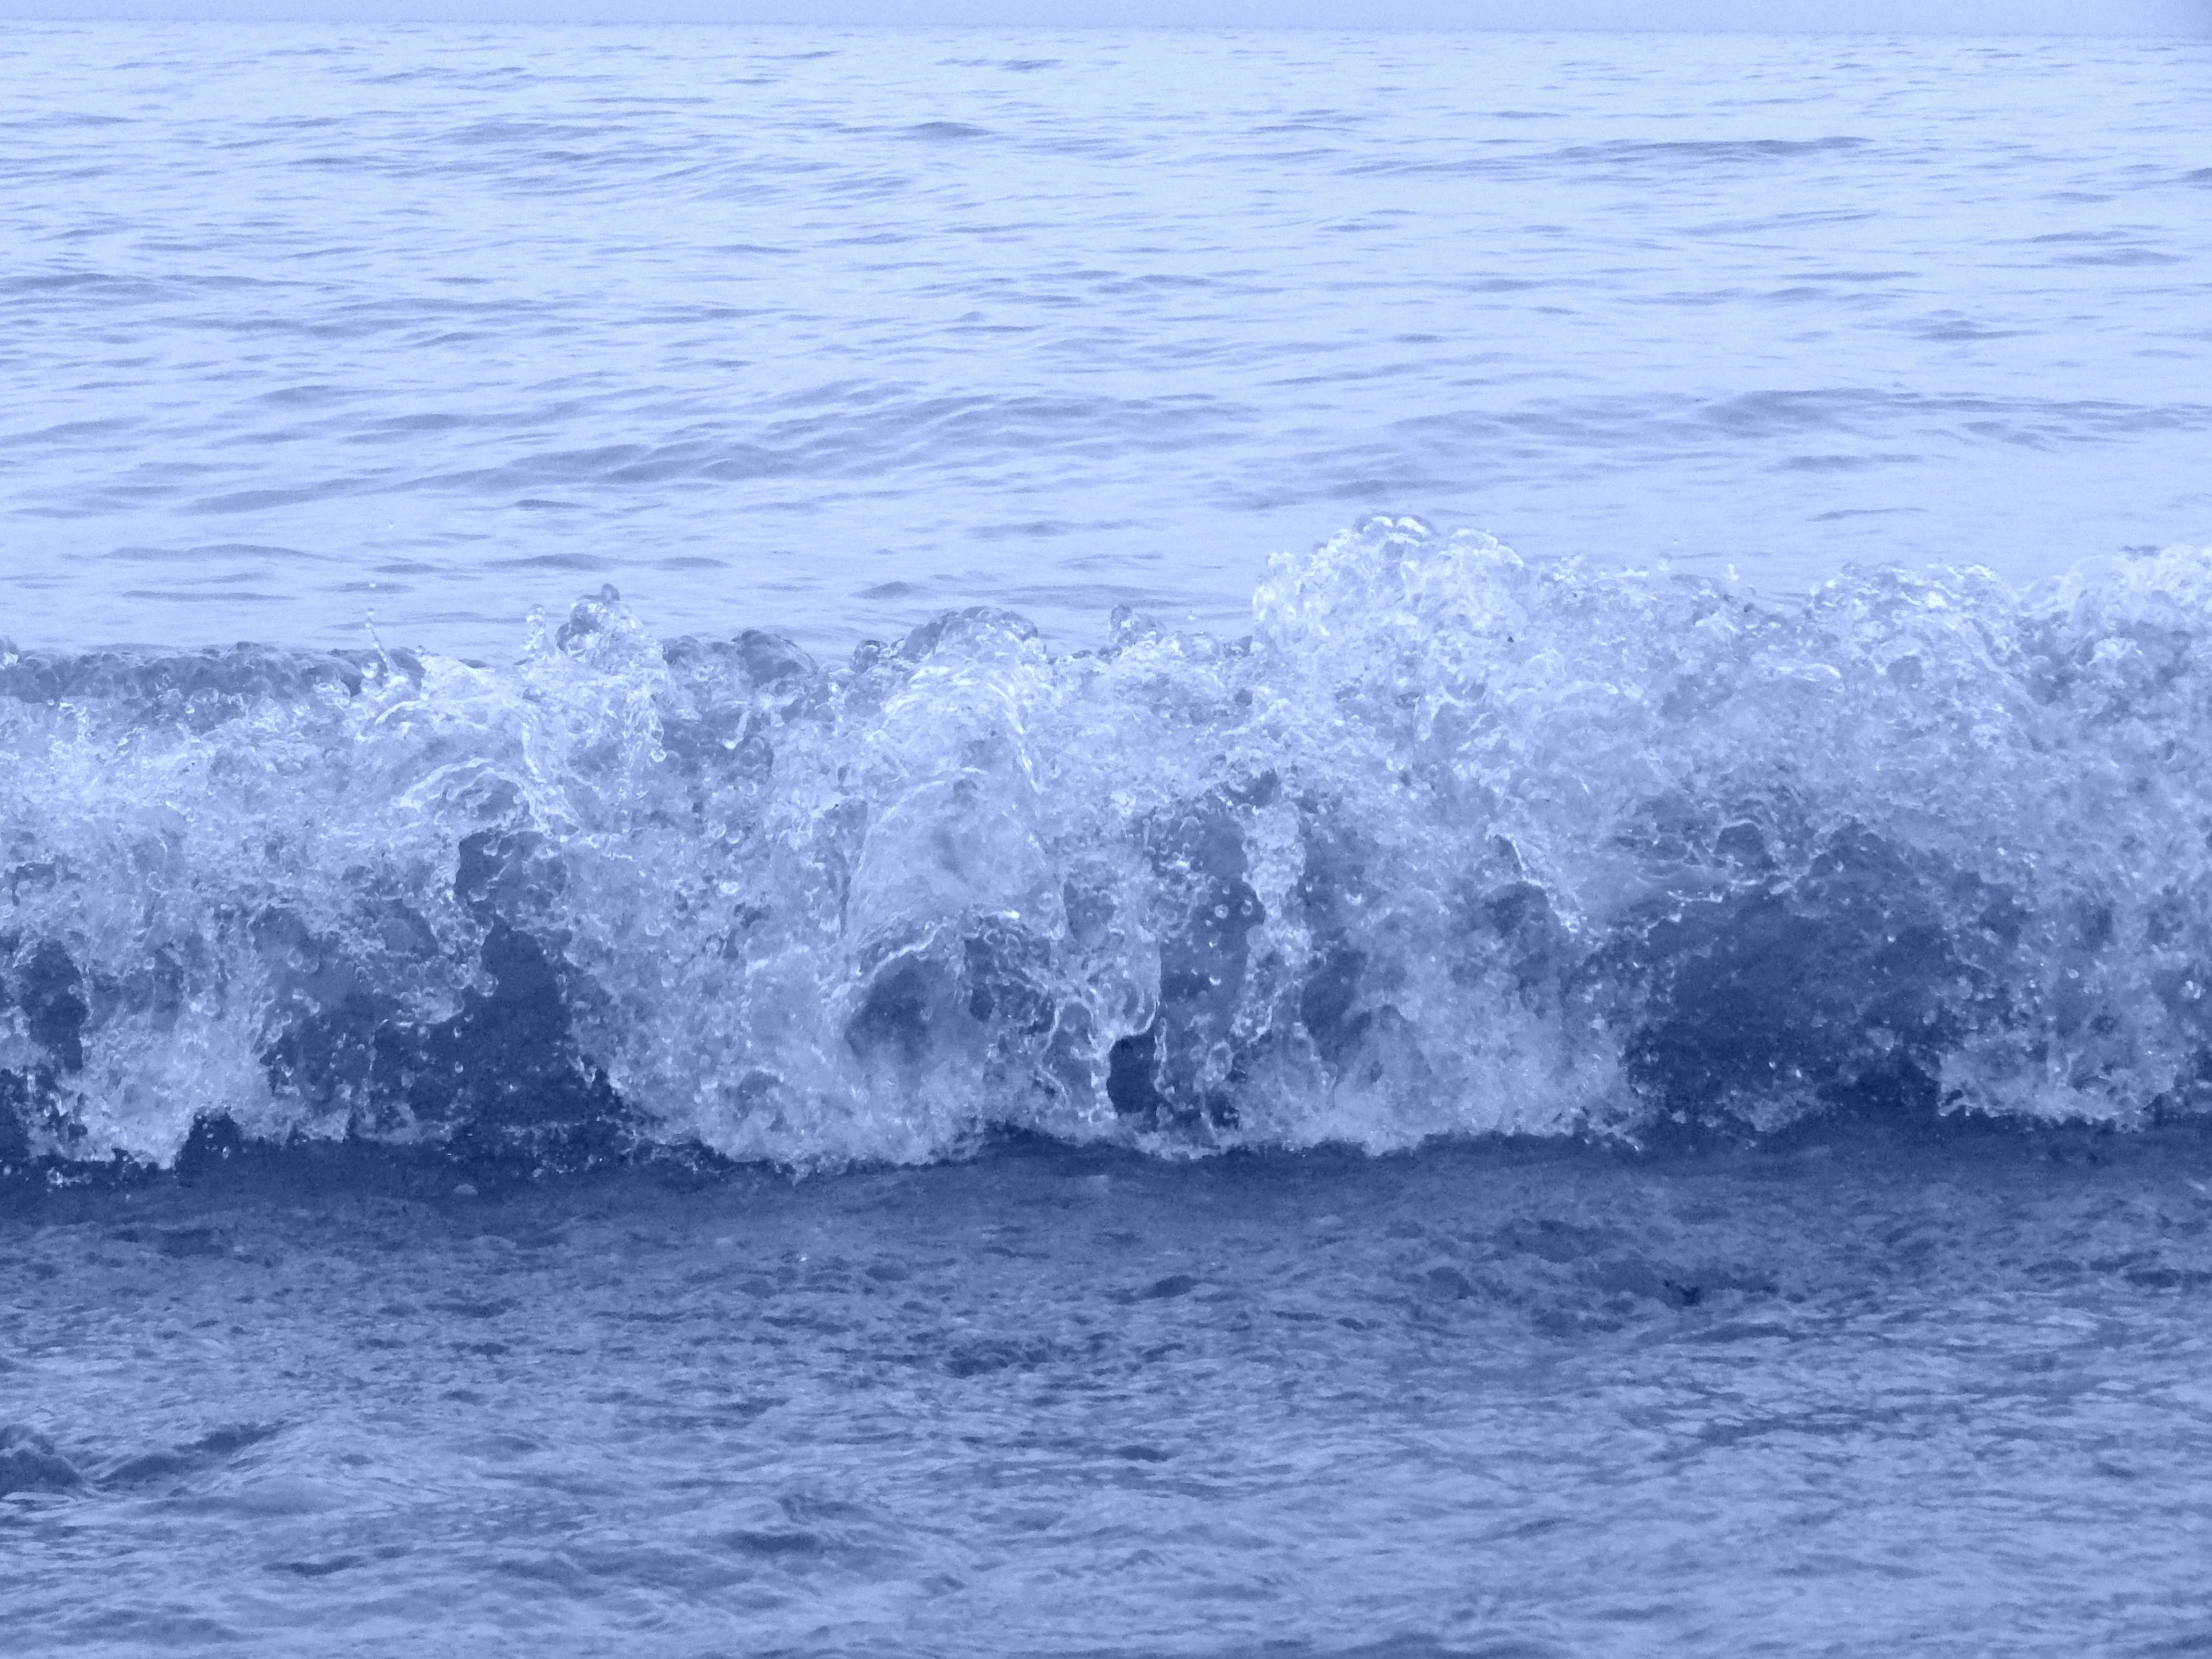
[8,518,2212,1174]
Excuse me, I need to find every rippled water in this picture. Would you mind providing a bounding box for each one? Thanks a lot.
[8,21,2212,1658]
[11,1130,2212,1658]
[3,24,2207,657]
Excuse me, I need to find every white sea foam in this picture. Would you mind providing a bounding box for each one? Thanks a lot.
[7,522,2212,1170]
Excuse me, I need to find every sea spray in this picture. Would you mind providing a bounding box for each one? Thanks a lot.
[8,519,2212,1172]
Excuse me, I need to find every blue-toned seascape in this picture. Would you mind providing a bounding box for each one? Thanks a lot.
[4,21,2212,1656]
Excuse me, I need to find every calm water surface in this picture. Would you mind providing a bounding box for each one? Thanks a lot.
[1,24,2207,657]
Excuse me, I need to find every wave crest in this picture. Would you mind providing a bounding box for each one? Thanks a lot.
[7,520,2212,1171]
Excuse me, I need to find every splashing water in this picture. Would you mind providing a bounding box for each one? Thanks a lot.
[7,519,2212,1173]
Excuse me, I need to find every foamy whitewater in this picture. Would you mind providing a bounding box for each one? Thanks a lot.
[17,525,2212,1175]
[6,22,2212,1659]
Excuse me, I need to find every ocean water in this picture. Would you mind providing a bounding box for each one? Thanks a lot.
[5,24,2209,655]
[6,20,2212,1657]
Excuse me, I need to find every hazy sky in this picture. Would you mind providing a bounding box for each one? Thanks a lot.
[3,0,2208,30]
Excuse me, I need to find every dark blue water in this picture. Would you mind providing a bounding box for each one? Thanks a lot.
[6,20,2212,1657]
[10,1130,2212,1655]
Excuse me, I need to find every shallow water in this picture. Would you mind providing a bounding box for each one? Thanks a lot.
[9,1131,2212,1656]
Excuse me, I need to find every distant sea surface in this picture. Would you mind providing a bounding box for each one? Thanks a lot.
[8,25,2212,1659]
[3,23,2207,656]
